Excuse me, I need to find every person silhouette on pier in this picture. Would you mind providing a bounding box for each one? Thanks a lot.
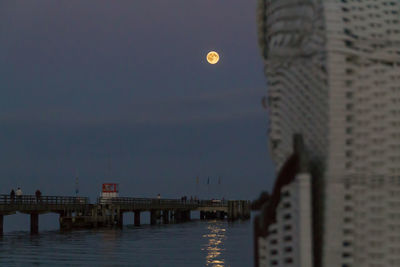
[10,189,15,203]
[16,187,22,202]
[35,189,42,203]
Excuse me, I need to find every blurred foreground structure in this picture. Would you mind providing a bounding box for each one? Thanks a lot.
[255,0,400,266]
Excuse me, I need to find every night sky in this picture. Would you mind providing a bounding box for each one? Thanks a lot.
[0,0,274,201]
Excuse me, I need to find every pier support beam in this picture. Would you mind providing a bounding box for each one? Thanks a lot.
[30,213,39,234]
[205,211,216,219]
[241,201,250,219]
[234,202,239,220]
[185,210,191,221]
[150,210,157,225]
[0,215,3,236]
[245,201,251,219]
[216,211,225,220]
[134,211,140,226]
[118,212,123,228]
[92,207,98,228]
[228,201,237,221]
[174,210,182,223]
[181,211,186,221]
[162,210,169,224]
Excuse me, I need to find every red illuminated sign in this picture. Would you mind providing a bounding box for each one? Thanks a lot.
[102,183,118,193]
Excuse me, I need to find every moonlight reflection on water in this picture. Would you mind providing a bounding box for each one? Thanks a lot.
[203,221,227,267]
[0,219,252,266]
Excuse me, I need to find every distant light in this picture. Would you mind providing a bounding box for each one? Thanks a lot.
[206,51,220,64]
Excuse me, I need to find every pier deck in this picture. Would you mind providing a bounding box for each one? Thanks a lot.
[0,195,251,234]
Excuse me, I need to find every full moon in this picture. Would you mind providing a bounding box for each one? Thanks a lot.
[206,51,220,64]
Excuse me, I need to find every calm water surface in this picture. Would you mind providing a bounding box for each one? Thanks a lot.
[0,220,253,266]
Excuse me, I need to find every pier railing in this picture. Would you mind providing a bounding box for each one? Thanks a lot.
[97,197,228,208]
[0,195,89,205]
[197,200,228,207]
[0,195,243,209]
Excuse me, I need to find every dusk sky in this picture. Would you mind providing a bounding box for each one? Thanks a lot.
[0,1,274,201]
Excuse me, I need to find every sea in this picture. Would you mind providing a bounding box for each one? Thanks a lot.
[0,213,254,266]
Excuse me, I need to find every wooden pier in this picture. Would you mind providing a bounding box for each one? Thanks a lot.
[0,195,251,234]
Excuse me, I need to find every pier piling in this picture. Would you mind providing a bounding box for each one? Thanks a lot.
[30,213,39,234]
[162,210,169,224]
[118,212,123,228]
[150,210,157,225]
[134,211,141,226]
[185,210,191,221]
[0,215,3,236]
[174,210,182,223]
